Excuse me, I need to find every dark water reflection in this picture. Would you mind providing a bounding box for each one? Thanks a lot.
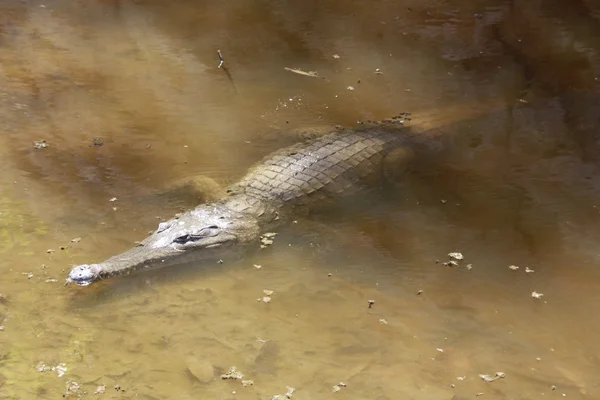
[1,0,599,398]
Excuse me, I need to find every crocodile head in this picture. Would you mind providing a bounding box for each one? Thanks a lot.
[67,203,260,286]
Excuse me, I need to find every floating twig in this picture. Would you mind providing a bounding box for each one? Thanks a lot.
[217,49,224,68]
[216,49,238,93]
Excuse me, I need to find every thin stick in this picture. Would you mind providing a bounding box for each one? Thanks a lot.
[216,49,238,94]
[217,49,224,68]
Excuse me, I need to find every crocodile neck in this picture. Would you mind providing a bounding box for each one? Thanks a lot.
[220,192,291,233]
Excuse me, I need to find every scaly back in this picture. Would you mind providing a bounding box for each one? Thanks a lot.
[227,127,414,205]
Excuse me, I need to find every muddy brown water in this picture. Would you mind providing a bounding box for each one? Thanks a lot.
[1,0,600,398]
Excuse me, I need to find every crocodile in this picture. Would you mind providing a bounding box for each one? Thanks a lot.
[67,123,432,286]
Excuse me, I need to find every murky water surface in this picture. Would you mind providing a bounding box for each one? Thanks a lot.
[1,0,600,398]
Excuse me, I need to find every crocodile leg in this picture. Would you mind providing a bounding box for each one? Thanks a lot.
[381,146,417,183]
[159,175,226,204]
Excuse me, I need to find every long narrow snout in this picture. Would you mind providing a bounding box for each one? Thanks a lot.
[67,264,104,286]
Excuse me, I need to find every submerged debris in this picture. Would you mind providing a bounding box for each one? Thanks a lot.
[38,362,67,377]
[284,67,319,78]
[509,265,534,273]
[64,381,80,397]
[55,363,67,377]
[442,260,459,267]
[258,289,275,303]
[531,291,544,299]
[260,232,278,248]
[221,366,244,380]
[90,137,104,147]
[479,372,505,383]
[368,299,375,308]
[37,362,52,372]
[271,386,296,399]
[442,252,473,269]
[186,356,214,383]
[333,382,347,392]
[94,385,106,395]
[34,140,49,149]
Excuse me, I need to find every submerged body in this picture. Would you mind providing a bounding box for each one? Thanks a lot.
[67,126,426,286]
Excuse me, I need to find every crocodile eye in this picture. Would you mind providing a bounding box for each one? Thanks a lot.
[174,234,193,244]
[173,226,220,244]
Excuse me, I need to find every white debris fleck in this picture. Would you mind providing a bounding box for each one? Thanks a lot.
[457,376,466,381]
[525,267,535,273]
[436,348,444,353]
[253,264,262,269]
[531,291,544,299]
[109,197,117,202]
[54,363,67,377]
[65,381,80,394]
[443,260,459,267]
[263,289,274,296]
[508,265,519,271]
[37,362,52,372]
[346,86,355,91]
[271,386,295,400]
[220,366,243,380]
[379,318,388,324]
[262,296,272,303]
[448,252,463,260]
[479,372,505,382]
[285,387,295,398]
[333,382,347,392]
[332,54,341,59]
